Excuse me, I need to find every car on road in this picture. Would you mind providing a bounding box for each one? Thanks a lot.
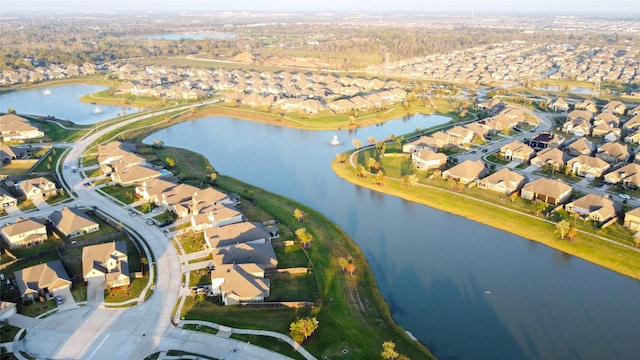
[146,219,154,226]
[619,194,631,200]
[482,148,488,153]
[470,150,477,154]
[55,296,64,305]
[128,210,137,216]
[83,182,91,187]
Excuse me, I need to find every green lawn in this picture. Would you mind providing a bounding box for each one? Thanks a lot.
[189,269,212,287]
[98,184,137,204]
[31,147,64,173]
[230,334,306,360]
[17,298,57,318]
[274,245,309,268]
[176,231,207,254]
[104,274,149,304]
[267,273,316,302]
[1,324,22,342]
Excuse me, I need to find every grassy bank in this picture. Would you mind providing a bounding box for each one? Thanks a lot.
[332,154,640,281]
[213,175,435,359]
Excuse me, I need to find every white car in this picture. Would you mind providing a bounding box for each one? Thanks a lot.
[128,210,137,216]
[619,194,631,200]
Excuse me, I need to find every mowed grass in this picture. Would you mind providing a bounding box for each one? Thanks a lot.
[333,155,640,280]
[214,176,435,360]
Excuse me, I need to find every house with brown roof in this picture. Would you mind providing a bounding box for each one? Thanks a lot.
[521,178,572,205]
[623,114,640,131]
[565,194,619,224]
[567,155,611,179]
[403,136,436,153]
[476,168,525,195]
[575,99,598,113]
[531,147,571,170]
[82,241,130,288]
[593,112,620,128]
[595,142,630,164]
[204,221,273,249]
[591,123,621,142]
[562,117,591,137]
[442,160,487,184]
[0,192,17,208]
[550,97,569,112]
[624,207,640,230]
[210,263,270,305]
[14,260,71,302]
[1,217,47,248]
[48,206,100,238]
[212,243,278,271]
[190,203,244,232]
[19,177,57,200]
[110,163,161,186]
[602,100,626,115]
[411,148,447,171]
[0,114,45,143]
[604,163,640,188]
[500,140,535,162]
[478,98,505,114]
[566,138,595,156]
[446,126,474,145]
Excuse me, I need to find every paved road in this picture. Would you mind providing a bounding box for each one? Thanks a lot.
[7,101,310,360]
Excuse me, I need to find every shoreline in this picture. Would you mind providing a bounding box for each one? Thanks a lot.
[331,154,640,281]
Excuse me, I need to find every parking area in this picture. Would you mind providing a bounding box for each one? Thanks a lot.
[52,286,76,310]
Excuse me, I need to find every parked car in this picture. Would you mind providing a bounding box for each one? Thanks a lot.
[146,219,154,226]
[158,220,172,227]
[55,295,64,305]
[619,194,631,200]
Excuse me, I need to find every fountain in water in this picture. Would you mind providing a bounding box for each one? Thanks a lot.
[93,106,103,114]
[330,135,340,146]
[43,89,52,96]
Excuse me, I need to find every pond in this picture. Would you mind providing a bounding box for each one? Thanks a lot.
[146,115,640,360]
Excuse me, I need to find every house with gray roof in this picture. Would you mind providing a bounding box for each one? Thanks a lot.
[210,263,269,305]
[19,177,57,200]
[212,243,278,271]
[204,222,273,248]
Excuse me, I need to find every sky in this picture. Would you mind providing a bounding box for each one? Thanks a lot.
[2,0,639,17]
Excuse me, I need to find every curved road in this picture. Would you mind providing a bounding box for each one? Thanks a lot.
[8,102,306,360]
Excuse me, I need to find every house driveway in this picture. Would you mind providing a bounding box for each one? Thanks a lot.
[52,286,76,310]
[87,278,105,306]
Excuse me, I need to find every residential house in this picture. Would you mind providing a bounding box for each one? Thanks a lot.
[190,203,244,232]
[567,155,611,179]
[602,100,626,115]
[82,241,130,288]
[402,136,436,153]
[110,163,161,186]
[1,217,47,248]
[136,178,230,218]
[625,129,640,144]
[19,177,57,200]
[550,97,569,112]
[204,221,273,248]
[575,99,598,113]
[0,192,17,208]
[527,132,565,151]
[212,243,278,271]
[591,123,621,142]
[14,260,71,302]
[565,194,619,224]
[521,178,572,205]
[476,168,525,195]
[442,160,487,184]
[49,206,100,238]
[562,117,591,137]
[0,114,45,142]
[593,112,620,128]
[629,105,640,116]
[595,142,630,164]
[430,131,455,149]
[0,145,18,163]
[411,148,447,171]
[500,140,535,162]
[210,263,270,305]
[566,137,594,156]
[624,207,640,230]
[446,126,474,145]
[478,98,505,114]
[530,147,571,170]
[623,114,640,131]
[604,163,640,188]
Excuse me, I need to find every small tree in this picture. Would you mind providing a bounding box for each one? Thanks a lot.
[532,199,547,216]
[165,157,176,168]
[375,171,386,187]
[290,317,319,344]
[352,139,363,150]
[209,172,218,184]
[295,228,313,248]
[567,226,577,243]
[336,153,347,163]
[555,220,572,240]
[338,257,349,271]
[346,262,356,277]
[293,208,307,223]
[381,341,399,360]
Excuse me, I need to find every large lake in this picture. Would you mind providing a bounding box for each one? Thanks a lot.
[3,85,639,359]
[146,116,640,360]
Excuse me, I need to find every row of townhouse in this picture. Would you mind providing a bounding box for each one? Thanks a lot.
[0,63,97,87]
